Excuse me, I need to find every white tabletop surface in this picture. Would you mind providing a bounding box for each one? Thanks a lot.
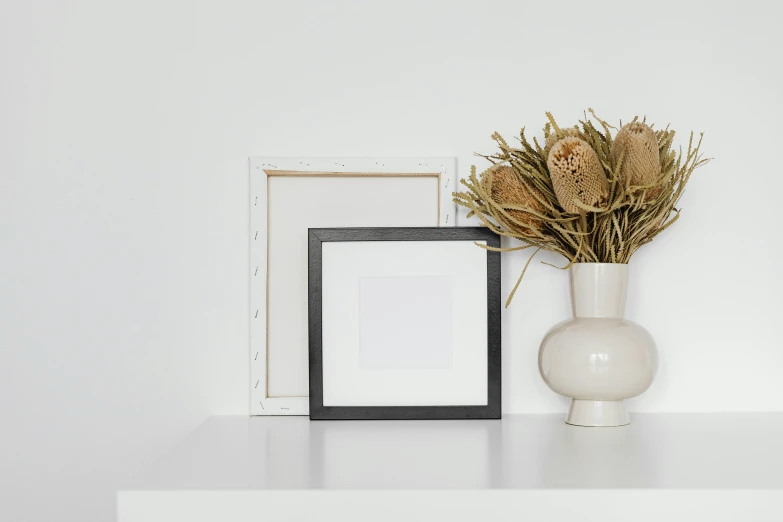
[126,412,783,491]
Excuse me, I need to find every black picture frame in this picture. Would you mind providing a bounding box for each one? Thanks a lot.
[308,227,501,420]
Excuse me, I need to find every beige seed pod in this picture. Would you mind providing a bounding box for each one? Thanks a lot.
[547,137,609,214]
[610,122,661,199]
[543,127,583,158]
[484,165,545,233]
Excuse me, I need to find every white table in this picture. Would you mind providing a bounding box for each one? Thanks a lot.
[118,413,783,521]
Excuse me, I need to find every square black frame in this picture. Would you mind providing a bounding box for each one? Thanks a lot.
[308,227,501,420]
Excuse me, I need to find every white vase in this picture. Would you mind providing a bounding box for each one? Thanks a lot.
[538,263,657,427]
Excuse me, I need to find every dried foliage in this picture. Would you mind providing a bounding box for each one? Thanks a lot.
[453,110,709,306]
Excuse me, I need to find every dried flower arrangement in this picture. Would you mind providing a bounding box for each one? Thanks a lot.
[453,110,709,306]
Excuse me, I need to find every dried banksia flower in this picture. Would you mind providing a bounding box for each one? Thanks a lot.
[484,165,545,233]
[547,137,608,214]
[611,122,661,199]
[454,111,709,307]
[543,127,583,158]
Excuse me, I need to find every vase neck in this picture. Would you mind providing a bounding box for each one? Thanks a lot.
[570,263,629,319]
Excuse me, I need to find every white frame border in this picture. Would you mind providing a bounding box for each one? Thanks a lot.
[249,157,457,415]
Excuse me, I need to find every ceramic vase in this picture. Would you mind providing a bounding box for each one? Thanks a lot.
[538,263,657,427]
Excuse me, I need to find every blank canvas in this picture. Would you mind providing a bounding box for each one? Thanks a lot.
[250,157,457,416]
[267,176,439,398]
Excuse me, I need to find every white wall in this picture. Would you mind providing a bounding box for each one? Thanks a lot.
[1,0,782,520]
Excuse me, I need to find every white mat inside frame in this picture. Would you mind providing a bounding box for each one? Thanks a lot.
[249,157,457,415]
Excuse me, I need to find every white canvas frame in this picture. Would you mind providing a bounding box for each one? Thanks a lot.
[249,157,457,415]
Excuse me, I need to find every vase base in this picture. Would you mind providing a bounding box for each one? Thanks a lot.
[565,399,630,427]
